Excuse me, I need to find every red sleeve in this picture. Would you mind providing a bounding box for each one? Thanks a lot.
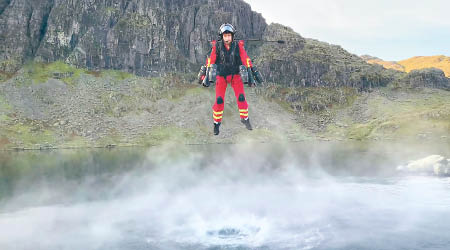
[206,40,217,66]
[238,40,252,68]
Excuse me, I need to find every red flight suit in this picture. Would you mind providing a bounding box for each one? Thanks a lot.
[206,40,253,124]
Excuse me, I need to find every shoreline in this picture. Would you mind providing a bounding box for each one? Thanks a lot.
[2,136,449,152]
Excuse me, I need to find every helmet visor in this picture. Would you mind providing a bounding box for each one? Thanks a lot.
[220,25,234,34]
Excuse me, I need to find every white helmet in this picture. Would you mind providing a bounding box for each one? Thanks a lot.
[218,23,236,38]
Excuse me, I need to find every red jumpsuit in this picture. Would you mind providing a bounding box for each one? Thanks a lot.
[206,40,253,123]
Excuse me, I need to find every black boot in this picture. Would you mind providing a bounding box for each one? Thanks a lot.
[241,118,253,130]
[214,122,221,135]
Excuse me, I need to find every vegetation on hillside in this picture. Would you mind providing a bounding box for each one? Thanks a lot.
[0,60,449,150]
[399,55,450,77]
[363,55,450,77]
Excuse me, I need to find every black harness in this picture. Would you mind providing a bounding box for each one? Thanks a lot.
[215,40,242,77]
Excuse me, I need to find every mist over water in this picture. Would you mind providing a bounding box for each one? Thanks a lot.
[1,141,450,250]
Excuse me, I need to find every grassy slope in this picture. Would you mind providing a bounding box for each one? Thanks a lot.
[366,55,450,77]
[366,58,405,72]
[0,62,449,149]
[325,88,450,141]
[399,55,450,77]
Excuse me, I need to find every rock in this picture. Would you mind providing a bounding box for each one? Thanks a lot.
[397,155,450,176]
[254,24,403,89]
[434,162,450,176]
[1,0,266,76]
[399,68,450,90]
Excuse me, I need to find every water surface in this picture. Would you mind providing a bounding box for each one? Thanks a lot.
[1,141,449,250]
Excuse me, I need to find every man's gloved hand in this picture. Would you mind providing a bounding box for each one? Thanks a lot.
[247,67,256,87]
[251,66,264,84]
[202,77,210,87]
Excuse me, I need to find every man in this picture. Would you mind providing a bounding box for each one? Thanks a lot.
[200,23,254,135]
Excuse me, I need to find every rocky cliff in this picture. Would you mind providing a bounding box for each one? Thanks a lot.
[1,0,266,75]
[399,68,450,90]
[254,24,404,89]
[1,0,448,89]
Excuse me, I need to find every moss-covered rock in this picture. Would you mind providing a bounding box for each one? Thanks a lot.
[396,68,450,90]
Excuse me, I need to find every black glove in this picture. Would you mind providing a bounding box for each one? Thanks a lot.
[247,67,256,87]
[202,79,210,87]
[251,66,264,84]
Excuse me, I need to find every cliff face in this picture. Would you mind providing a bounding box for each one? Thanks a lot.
[2,0,446,89]
[254,24,404,89]
[0,0,266,75]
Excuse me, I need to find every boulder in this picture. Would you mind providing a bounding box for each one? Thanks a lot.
[397,155,450,176]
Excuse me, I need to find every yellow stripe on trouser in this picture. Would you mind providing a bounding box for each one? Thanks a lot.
[213,115,222,120]
[213,111,223,115]
[239,108,248,117]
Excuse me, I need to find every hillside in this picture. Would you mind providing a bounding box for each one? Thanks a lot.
[363,55,450,77]
[361,55,405,72]
[0,62,449,150]
[399,55,450,77]
[1,1,449,149]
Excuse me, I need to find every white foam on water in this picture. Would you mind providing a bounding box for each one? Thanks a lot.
[1,142,450,250]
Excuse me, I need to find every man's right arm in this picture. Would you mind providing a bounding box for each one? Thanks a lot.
[198,41,217,86]
[206,40,217,66]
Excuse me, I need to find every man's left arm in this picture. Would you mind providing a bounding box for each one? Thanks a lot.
[238,40,253,68]
[238,40,265,86]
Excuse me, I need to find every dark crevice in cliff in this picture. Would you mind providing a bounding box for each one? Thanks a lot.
[69,33,78,51]
[192,6,198,32]
[33,0,54,57]
[25,6,33,57]
[39,1,53,45]
[123,0,132,14]
[0,0,12,16]
[188,6,199,61]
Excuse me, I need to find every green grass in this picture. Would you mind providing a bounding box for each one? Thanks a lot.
[2,123,57,148]
[0,95,12,125]
[100,69,134,81]
[0,58,21,73]
[59,135,91,149]
[22,61,85,85]
[0,95,12,111]
[329,88,450,140]
[0,70,14,83]
[260,85,357,113]
[136,126,197,146]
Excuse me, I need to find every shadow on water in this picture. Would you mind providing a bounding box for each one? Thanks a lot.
[0,148,148,207]
[0,140,449,250]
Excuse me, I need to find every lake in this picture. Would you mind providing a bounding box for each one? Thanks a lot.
[1,141,449,250]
